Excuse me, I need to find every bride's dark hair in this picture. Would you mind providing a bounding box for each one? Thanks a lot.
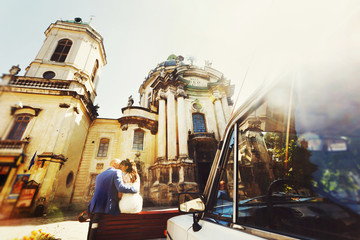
[120,159,138,183]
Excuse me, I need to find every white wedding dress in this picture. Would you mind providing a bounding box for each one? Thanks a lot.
[119,174,143,213]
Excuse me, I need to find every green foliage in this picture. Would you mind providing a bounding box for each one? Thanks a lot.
[315,145,360,195]
[265,132,360,197]
[264,132,316,184]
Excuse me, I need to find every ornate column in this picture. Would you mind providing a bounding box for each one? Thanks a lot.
[213,93,226,138]
[221,95,230,122]
[179,166,184,183]
[176,86,188,159]
[157,90,166,161]
[166,87,177,160]
[169,167,173,183]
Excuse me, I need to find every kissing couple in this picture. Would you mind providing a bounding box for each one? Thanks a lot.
[86,159,143,240]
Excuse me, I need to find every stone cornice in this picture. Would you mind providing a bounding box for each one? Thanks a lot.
[118,116,158,135]
[188,132,218,144]
[2,82,98,121]
[121,106,157,114]
[11,106,42,116]
[37,152,67,164]
[165,85,177,96]
[183,71,210,80]
[208,80,235,98]
[7,75,96,98]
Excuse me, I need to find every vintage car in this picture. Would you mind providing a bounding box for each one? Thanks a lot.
[166,60,360,239]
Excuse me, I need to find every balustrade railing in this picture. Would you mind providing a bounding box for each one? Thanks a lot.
[0,140,27,151]
[7,76,98,120]
[189,132,216,140]
[9,78,70,89]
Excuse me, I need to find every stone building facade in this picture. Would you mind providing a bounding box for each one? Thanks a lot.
[0,19,233,217]
[72,55,234,208]
[0,18,106,218]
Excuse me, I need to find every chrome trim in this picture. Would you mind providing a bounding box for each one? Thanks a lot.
[233,122,238,223]
[231,224,300,240]
[203,79,278,200]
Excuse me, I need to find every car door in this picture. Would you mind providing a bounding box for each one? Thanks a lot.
[202,78,360,240]
[185,127,293,240]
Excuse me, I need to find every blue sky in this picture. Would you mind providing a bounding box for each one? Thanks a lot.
[1,0,359,118]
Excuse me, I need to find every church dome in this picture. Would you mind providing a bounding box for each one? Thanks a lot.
[145,55,185,80]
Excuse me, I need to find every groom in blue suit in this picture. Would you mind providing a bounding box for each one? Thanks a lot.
[87,159,137,240]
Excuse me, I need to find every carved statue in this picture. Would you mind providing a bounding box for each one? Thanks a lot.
[127,95,134,107]
[205,60,212,67]
[175,55,184,66]
[74,71,88,83]
[187,56,195,65]
[176,85,186,98]
[9,65,21,75]
[160,69,165,78]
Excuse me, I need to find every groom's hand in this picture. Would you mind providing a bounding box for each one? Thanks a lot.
[118,192,123,200]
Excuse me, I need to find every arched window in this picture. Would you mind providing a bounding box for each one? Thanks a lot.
[97,138,109,157]
[7,115,31,140]
[193,113,206,133]
[91,60,99,82]
[147,92,152,108]
[50,39,72,62]
[66,171,74,188]
[133,129,145,150]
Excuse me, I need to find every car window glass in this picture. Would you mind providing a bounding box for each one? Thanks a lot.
[235,79,360,239]
[207,130,235,225]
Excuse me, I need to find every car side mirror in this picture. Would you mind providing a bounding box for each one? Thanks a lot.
[178,192,205,213]
[178,192,205,232]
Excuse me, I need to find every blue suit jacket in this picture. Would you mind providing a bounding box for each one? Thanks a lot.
[87,167,137,215]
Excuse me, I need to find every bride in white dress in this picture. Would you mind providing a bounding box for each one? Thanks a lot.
[118,159,143,213]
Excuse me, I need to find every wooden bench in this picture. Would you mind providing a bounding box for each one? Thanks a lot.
[95,208,181,239]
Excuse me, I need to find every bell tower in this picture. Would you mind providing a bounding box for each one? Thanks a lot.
[0,18,106,218]
[25,17,106,102]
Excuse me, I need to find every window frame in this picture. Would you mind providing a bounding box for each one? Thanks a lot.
[66,171,74,188]
[147,92,152,108]
[7,114,32,140]
[192,113,207,133]
[132,129,145,151]
[97,138,110,157]
[50,38,73,62]
[91,60,99,82]
[205,126,236,224]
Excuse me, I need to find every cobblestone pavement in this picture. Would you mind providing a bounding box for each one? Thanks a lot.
[0,212,88,240]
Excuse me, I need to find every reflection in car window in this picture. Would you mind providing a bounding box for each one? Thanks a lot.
[208,131,234,225]
[235,79,360,239]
